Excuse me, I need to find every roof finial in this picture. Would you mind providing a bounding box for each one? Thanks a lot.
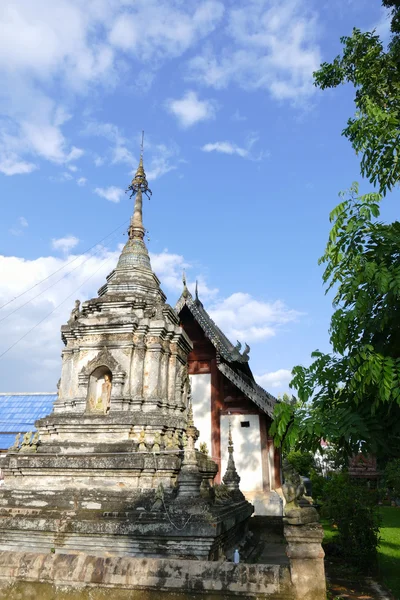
[182,270,189,298]
[127,131,151,240]
[195,280,199,301]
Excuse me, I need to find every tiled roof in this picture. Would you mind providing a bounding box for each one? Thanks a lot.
[175,292,250,364]
[175,291,277,418]
[0,393,56,450]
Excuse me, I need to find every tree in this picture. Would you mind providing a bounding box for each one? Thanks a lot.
[271,3,400,462]
[270,184,400,461]
[314,3,400,194]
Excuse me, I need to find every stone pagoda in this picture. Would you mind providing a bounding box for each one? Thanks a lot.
[0,150,253,561]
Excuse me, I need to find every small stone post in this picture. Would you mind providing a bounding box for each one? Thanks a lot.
[177,393,201,498]
[282,460,326,600]
[284,523,326,600]
[222,419,244,500]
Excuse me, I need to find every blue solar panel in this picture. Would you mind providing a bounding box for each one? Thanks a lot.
[0,394,56,450]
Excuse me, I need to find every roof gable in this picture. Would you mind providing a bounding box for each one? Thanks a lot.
[175,290,277,418]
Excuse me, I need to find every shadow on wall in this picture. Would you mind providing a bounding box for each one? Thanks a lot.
[221,415,262,492]
[190,374,212,454]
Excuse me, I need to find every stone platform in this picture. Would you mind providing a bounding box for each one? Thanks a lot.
[0,552,294,599]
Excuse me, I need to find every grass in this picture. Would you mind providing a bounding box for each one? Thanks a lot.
[322,507,400,599]
[378,506,400,598]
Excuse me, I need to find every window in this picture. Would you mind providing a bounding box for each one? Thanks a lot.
[241,421,250,428]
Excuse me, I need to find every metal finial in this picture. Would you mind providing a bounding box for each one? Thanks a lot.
[127,131,152,200]
[195,280,199,301]
[127,132,152,240]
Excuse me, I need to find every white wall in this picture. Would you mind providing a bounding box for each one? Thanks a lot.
[190,374,212,454]
[220,414,263,492]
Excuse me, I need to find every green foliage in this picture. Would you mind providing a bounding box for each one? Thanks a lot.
[322,473,381,573]
[284,450,316,476]
[384,458,400,498]
[271,185,400,460]
[314,6,400,195]
[309,470,327,503]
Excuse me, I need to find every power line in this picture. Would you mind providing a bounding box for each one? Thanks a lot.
[0,253,116,362]
[0,220,129,311]
[0,226,125,325]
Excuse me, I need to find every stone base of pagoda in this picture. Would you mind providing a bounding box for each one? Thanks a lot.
[0,494,253,561]
[0,553,294,600]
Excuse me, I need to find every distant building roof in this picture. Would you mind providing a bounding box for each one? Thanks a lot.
[0,393,56,451]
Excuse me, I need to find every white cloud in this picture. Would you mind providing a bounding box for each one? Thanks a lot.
[51,235,80,253]
[94,186,125,203]
[188,0,321,102]
[150,250,218,299]
[0,153,37,176]
[146,144,180,181]
[86,121,182,182]
[94,155,105,167]
[202,141,249,158]
[0,0,226,175]
[77,177,87,186]
[201,134,265,160]
[256,369,292,389]
[209,293,301,343]
[166,90,217,128]
[108,1,224,61]
[9,216,29,237]
[373,7,392,44]
[84,121,134,166]
[232,110,247,122]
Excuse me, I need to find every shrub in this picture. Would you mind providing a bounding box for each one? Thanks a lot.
[322,473,381,573]
[285,450,316,476]
[309,469,327,502]
[384,458,400,500]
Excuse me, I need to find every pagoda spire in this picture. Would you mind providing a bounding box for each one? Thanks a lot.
[127,131,152,241]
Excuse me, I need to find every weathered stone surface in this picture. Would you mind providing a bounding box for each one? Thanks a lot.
[284,524,326,600]
[0,157,254,565]
[0,551,294,599]
[284,507,319,526]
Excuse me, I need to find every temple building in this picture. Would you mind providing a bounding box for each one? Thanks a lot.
[176,284,282,515]
[0,152,282,519]
[0,152,255,561]
[0,146,330,600]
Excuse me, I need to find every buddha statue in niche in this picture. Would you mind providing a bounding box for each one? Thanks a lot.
[87,369,112,414]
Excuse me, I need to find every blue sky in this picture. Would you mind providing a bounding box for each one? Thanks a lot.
[0,0,398,394]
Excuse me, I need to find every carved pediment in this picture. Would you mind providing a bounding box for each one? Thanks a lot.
[80,346,121,376]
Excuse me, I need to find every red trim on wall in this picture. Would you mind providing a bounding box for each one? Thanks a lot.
[259,413,270,492]
[210,358,222,483]
[274,445,282,488]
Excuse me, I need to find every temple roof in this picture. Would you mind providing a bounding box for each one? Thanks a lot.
[175,285,277,418]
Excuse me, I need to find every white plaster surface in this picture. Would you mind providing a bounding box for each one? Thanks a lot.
[268,435,276,490]
[221,414,262,492]
[190,374,211,454]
